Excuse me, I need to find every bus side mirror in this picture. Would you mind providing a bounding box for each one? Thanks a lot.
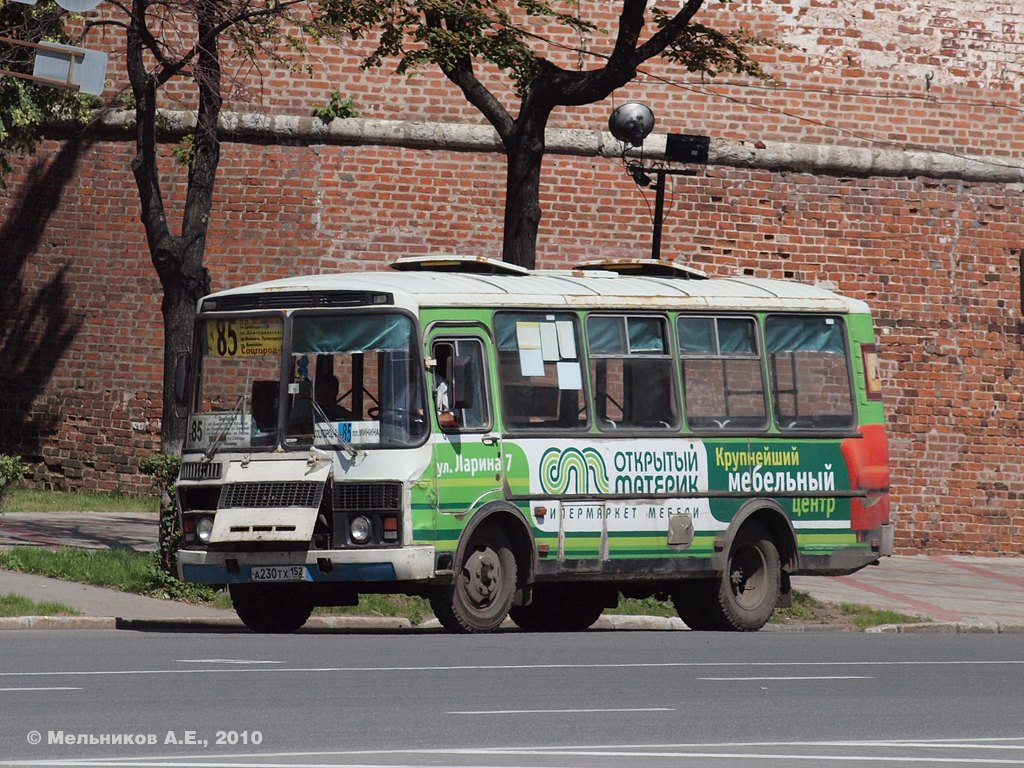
[451,355,476,409]
[174,352,191,406]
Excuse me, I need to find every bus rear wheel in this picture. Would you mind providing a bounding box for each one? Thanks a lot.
[229,583,314,634]
[430,527,517,633]
[703,523,782,631]
[509,584,605,632]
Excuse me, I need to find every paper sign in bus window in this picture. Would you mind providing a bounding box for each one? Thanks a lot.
[540,323,559,361]
[557,361,583,390]
[516,322,545,376]
[556,321,577,358]
[520,349,545,377]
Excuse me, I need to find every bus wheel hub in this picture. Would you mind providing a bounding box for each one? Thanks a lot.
[464,547,500,606]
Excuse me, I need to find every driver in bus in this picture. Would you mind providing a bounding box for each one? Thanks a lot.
[314,374,351,421]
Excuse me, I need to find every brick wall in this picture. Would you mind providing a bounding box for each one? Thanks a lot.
[2,0,1023,553]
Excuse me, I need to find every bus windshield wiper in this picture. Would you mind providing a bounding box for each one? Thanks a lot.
[205,392,247,461]
[311,399,361,460]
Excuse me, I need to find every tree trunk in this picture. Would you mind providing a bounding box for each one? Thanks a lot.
[501,121,546,270]
[157,248,209,454]
[127,0,218,575]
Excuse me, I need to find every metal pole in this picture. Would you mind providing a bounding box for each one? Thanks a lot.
[651,169,666,261]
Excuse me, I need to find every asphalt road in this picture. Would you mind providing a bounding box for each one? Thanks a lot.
[2,629,1023,767]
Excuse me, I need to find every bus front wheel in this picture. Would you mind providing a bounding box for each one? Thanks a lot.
[705,523,782,631]
[431,528,517,633]
[229,583,313,634]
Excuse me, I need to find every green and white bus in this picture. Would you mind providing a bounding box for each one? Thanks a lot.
[175,255,892,633]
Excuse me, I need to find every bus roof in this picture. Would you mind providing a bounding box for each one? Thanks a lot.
[202,260,870,314]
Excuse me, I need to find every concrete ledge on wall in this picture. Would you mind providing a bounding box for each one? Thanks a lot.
[89,109,1024,185]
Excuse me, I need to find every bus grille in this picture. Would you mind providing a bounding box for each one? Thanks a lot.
[332,482,402,512]
[219,482,323,509]
[179,461,223,481]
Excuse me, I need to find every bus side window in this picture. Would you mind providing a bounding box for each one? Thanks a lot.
[587,314,677,430]
[766,315,855,430]
[678,316,768,431]
[432,339,490,431]
[495,312,588,430]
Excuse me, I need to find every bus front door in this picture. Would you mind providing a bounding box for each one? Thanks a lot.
[426,332,506,545]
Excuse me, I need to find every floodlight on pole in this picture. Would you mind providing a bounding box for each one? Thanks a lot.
[607,102,709,261]
[608,102,655,147]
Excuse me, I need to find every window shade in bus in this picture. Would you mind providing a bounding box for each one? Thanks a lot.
[765,316,845,354]
[292,315,412,353]
[677,317,715,354]
[718,318,757,354]
[587,316,667,355]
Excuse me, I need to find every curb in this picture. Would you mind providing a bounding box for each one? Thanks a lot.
[866,621,1024,634]
[0,616,117,630]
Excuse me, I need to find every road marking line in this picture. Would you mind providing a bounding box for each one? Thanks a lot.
[700,675,874,681]
[448,707,674,715]
[0,686,81,691]
[3,739,1023,767]
[1,659,1023,679]
[176,659,283,665]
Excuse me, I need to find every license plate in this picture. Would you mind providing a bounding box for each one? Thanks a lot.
[250,565,308,582]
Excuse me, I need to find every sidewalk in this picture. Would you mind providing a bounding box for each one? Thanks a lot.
[2,510,1023,632]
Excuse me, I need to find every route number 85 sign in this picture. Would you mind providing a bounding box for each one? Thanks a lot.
[205,318,282,358]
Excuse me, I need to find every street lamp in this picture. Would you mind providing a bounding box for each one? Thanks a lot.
[608,102,709,261]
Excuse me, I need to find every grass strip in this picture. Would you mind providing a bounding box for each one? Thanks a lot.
[0,593,81,617]
[3,489,159,514]
[0,546,217,603]
[772,589,929,627]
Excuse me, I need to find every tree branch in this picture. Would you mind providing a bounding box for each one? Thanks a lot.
[426,9,514,142]
[635,0,705,64]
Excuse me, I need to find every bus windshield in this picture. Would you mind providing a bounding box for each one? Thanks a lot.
[187,312,427,454]
[284,312,427,449]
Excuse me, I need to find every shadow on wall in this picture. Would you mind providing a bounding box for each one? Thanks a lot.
[0,136,89,462]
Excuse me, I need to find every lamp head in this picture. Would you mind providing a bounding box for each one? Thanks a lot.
[608,102,655,147]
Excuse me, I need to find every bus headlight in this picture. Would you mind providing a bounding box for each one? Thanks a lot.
[196,517,215,544]
[350,516,372,545]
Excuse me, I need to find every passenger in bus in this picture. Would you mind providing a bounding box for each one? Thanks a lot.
[434,371,459,429]
[432,345,460,429]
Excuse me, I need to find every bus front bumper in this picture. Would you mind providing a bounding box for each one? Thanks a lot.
[177,546,436,585]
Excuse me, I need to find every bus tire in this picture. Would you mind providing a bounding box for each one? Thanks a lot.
[509,584,605,632]
[229,583,314,634]
[430,527,517,633]
[705,523,782,631]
